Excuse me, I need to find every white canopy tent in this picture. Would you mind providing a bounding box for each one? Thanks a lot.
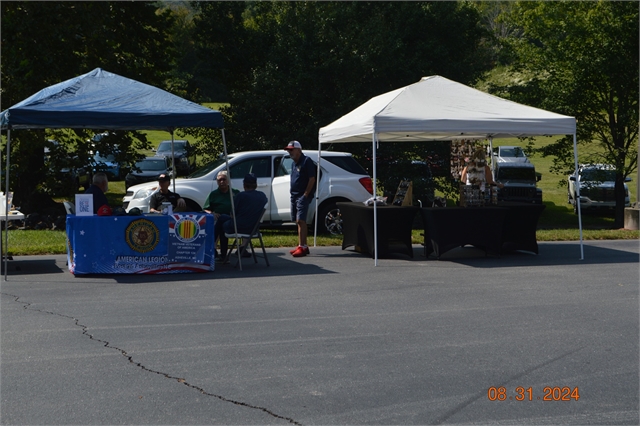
[317,75,581,265]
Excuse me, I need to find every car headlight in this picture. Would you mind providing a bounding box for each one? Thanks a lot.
[133,187,157,200]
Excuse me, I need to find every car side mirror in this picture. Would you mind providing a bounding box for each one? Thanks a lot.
[625,176,632,182]
[151,148,157,152]
[536,173,541,182]
[569,176,576,181]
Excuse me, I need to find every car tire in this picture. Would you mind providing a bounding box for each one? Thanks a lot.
[184,198,201,212]
[318,201,343,235]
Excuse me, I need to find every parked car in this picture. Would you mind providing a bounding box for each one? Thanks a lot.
[494,145,529,163]
[125,156,173,189]
[568,164,631,213]
[154,140,196,176]
[92,151,122,180]
[123,150,374,234]
[494,162,542,204]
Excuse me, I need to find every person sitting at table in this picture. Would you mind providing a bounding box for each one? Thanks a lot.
[203,170,240,259]
[203,171,239,219]
[461,149,504,189]
[149,174,187,213]
[84,172,109,214]
[215,173,267,262]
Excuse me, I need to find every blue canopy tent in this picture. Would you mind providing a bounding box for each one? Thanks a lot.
[0,68,245,275]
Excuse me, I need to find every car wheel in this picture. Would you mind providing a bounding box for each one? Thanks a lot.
[318,202,343,235]
[184,198,201,212]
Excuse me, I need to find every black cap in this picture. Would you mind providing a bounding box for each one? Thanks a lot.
[158,174,171,182]
[243,173,257,184]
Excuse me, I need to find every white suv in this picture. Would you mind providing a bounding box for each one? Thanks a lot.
[568,164,631,213]
[122,150,374,234]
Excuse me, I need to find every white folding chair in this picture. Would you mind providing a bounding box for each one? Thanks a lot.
[224,208,269,269]
[63,201,76,215]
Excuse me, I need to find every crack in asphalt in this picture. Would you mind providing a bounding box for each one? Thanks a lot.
[2,292,302,425]
[431,345,586,425]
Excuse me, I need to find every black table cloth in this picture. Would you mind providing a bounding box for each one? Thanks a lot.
[421,203,546,259]
[421,206,507,258]
[337,202,418,258]
[497,202,546,254]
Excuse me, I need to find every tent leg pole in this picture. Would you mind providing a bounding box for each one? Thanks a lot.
[372,133,378,267]
[572,133,584,260]
[221,129,241,270]
[314,143,321,247]
[4,129,11,280]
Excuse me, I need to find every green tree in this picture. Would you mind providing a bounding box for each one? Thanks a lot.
[491,1,638,227]
[1,1,174,209]
[186,1,494,165]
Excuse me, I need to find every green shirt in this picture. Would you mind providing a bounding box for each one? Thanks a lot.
[203,187,239,214]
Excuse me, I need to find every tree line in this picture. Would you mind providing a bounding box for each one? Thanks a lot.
[1,1,637,226]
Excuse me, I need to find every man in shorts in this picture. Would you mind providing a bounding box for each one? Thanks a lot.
[284,141,317,257]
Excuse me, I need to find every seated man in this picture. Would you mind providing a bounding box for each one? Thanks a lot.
[84,172,109,214]
[203,170,240,259]
[149,174,187,213]
[215,173,267,261]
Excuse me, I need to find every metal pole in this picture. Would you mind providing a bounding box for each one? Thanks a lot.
[372,131,378,267]
[572,133,584,260]
[314,142,322,247]
[221,129,241,270]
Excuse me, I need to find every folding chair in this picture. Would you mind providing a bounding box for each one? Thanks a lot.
[224,208,269,269]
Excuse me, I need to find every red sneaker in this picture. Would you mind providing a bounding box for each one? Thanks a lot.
[289,246,310,255]
[291,246,309,257]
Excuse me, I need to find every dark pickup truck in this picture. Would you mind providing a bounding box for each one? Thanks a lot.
[495,162,542,204]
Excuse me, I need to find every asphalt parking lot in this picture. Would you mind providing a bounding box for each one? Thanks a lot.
[1,240,638,425]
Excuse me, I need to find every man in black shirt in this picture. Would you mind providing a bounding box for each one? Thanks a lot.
[149,174,187,213]
[84,172,110,214]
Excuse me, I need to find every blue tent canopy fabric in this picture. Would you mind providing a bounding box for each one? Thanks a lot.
[0,68,224,130]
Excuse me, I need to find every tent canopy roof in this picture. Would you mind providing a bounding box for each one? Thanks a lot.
[0,68,223,131]
[319,75,575,143]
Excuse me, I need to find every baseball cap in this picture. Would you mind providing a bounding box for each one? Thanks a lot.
[127,207,142,216]
[158,174,171,182]
[97,204,112,216]
[284,141,302,150]
[243,173,257,184]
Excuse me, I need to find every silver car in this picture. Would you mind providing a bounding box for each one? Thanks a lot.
[123,150,374,234]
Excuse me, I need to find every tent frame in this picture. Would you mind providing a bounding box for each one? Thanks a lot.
[315,76,582,265]
[1,68,235,278]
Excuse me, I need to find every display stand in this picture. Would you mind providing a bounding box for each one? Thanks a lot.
[392,180,413,206]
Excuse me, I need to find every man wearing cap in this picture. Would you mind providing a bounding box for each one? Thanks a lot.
[204,170,240,259]
[149,174,187,213]
[215,173,267,262]
[284,140,317,257]
[84,172,110,214]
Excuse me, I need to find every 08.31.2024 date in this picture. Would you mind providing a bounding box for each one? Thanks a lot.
[488,386,580,401]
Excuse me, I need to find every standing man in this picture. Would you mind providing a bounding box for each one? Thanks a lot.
[149,174,187,213]
[84,172,109,214]
[284,141,317,257]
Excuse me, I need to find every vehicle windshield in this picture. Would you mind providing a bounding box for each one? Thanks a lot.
[581,168,616,182]
[157,141,186,153]
[500,147,526,158]
[497,167,536,181]
[135,159,169,171]
[188,156,233,178]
